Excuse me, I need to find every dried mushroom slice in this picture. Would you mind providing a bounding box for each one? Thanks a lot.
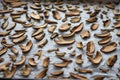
[70,50,76,56]
[10,31,25,39]
[62,32,74,38]
[34,50,42,60]
[45,19,57,24]
[33,23,48,29]
[0,30,11,36]
[35,68,48,78]
[66,11,80,16]
[71,22,83,33]
[28,58,37,66]
[77,42,84,49]
[99,68,109,73]
[103,19,111,27]
[47,48,59,52]
[98,36,112,45]
[87,51,102,64]
[114,22,120,28]
[70,72,88,80]
[70,17,81,23]
[14,55,26,66]
[0,57,4,63]
[37,39,48,48]
[80,30,90,39]
[53,61,71,68]
[0,9,13,14]
[44,11,49,18]
[32,28,43,37]
[8,54,16,62]
[43,57,49,68]
[0,62,11,71]
[101,42,117,53]
[34,32,45,41]
[2,20,8,29]
[76,54,83,64]
[48,24,56,33]
[22,22,34,28]
[86,17,97,23]
[75,68,92,73]
[50,32,58,39]
[10,47,18,55]
[54,36,75,45]
[52,11,61,20]
[6,22,16,31]
[107,55,117,67]
[1,38,14,48]
[30,4,41,10]
[59,23,71,31]
[30,12,41,20]
[13,19,26,24]
[91,24,99,30]
[90,10,100,17]
[117,30,120,36]
[0,47,7,56]
[94,76,105,80]
[21,64,31,77]
[4,65,16,78]
[55,51,66,57]
[105,3,115,9]
[51,70,64,76]
[94,31,110,38]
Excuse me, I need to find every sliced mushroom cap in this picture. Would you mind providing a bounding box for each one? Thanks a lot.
[117,30,120,36]
[33,23,48,29]
[91,23,99,30]
[107,55,117,67]
[6,22,16,31]
[98,36,112,45]
[1,38,14,48]
[44,10,49,18]
[55,51,66,57]
[51,70,64,76]
[45,19,57,24]
[28,58,37,66]
[70,50,76,56]
[59,23,71,31]
[37,39,48,48]
[34,32,45,41]
[10,31,25,39]
[101,42,117,53]
[94,76,105,80]
[103,19,111,27]
[0,62,11,71]
[94,31,110,38]
[2,20,9,29]
[47,48,59,53]
[75,68,93,73]
[35,68,48,78]
[13,18,26,24]
[114,22,120,28]
[53,61,71,68]
[21,64,31,77]
[66,11,80,16]
[86,17,97,23]
[71,22,83,33]
[34,50,42,60]
[50,32,58,39]
[105,3,115,9]
[30,12,41,20]
[0,47,7,56]
[8,54,16,62]
[52,11,61,20]
[30,4,41,10]
[70,17,81,23]
[77,42,84,49]
[22,22,34,28]
[76,54,83,64]
[10,47,18,55]
[0,30,11,36]
[42,57,49,68]
[62,32,75,38]
[80,30,90,39]
[14,55,26,66]
[48,24,56,33]
[32,28,43,37]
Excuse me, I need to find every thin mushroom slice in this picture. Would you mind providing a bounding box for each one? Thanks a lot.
[80,30,90,39]
[101,42,117,53]
[37,39,48,48]
[35,68,48,78]
[53,61,71,68]
[94,31,110,38]
[98,36,112,45]
[117,30,120,36]
[62,32,75,38]
[47,48,59,53]
[30,12,40,20]
[33,23,48,29]
[4,65,16,78]
[32,28,43,37]
[30,4,41,10]
[2,20,8,29]
[87,51,102,64]
[45,19,57,24]
[34,32,45,41]
[42,57,50,68]
[48,24,56,33]
[52,11,61,20]
[55,51,66,57]
[114,22,120,28]
[71,22,83,33]
[94,76,105,80]
[0,47,7,56]
[8,54,16,62]
[76,54,83,64]
[107,55,117,67]
[21,64,31,77]
[54,36,75,45]
[75,68,93,73]
[103,19,111,27]
[10,32,25,39]
[13,19,26,24]
[70,72,88,80]
[66,11,80,16]
[86,17,97,23]
[1,38,14,48]
[0,30,11,36]
[34,50,42,60]
[26,13,31,21]
[0,62,11,71]
[77,42,84,49]
[50,32,58,39]
[59,23,71,31]
[51,70,64,76]
[0,57,4,63]
[10,47,18,55]
[28,58,37,66]
[105,3,115,9]
[6,22,16,31]
[70,50,76,56]
[22,22,34,28]
[70,17,81,23]
[91,24,99,30]
[14,55,26,66]
[44,10,49,18]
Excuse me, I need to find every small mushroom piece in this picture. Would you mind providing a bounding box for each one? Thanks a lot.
[37,39,48,48]
[0,57,4,63]
[51,70,64,76]
[66,11,80,16]
[2,20,8,29]
[87,51,102,64]
[70,72,88,80]
[76,54,83,64]
[45,19,57,24]
[1,38,14,48]
[42,57,49,68]
[80,30,90,39]
[8,54,16,62]
[0,62,11,71]
[34,50,42,60]
[52,11,61,20]
[91,24,99,30]
[10,47,18,55]
[33,23,48,29]
[14,55,26,66]
[70,17,81,23]
[6,22,16,31]
[50,32,58,39]
[13,19,26,24]
[34,32,45,41]
[4,65,16,78]
[117,30,120,36]
[47,48,59,52]
[101,42,117,53]
[26,13,31,21]
[70,50,76,56]
[10,31,25,39]
[0,30,11,36]
[30,12,41,20]
[77,42,84,49]
[30,4,41,10]
[35,68,48,78]
[32,28,43,37]
[107,55,117,67]
[0,47,7,56]
[28,58,37,66]
[54,36,75,45]
[99,68,109,73]
[75,68,93,73]
[103,19,111,27]
[105,3,115,9]
[22,22,34,28]
[48,24,56,33]
[44,10,49,18]
[62,32,75,38]
[86,41,95,55]
[55,51,66,57]
[59,23,71,31]
[71,22,83,33]
[98,36,112,45]
[53,61,71,68]
[21,64,31,77]
[94,31,110,38]
[86,17,97,23]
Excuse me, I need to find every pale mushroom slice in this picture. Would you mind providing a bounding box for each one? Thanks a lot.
[101,42,117,53]
[30,4,41,10]
[34,32,45,41]
[6,22,16,31]
[86,17,97,23]
[45,19,57,24]
[107,55,117,67]
[80,30,90,39]
[1,38,14,48]
[62,32,75,38]
[0,62,11,71]
[28,58,37,66]
[52,11,61,20]
[42,57,49,68]
[66,11,80,16]
[21,64,31,77]
[87,51,102,64]
[54,36,75,45]
[1,20,8,29]
[55,51,66,57]
[59,23,71,31]
[8,54,16,62]
[103,19,111,27]
[33,23,48,29]
[77,42,84,49]
[91,24,99,30]
[22,22,34,28]
[51,70,64,76]
[50,32,58,39]
[10,47,18,55]
[71,22,83,33]
[34,50,42,60]
[4,65,16,78]
[75,68,93,73]
[12,35,27,44]
[30,12,41,20]
[10,2,27,8]
[94,31,110,38]
[98,36,112,45]
[0,9,13,14]
[53,61,71,68]
[0,47,7,56]
[90,10,100,17]
[13,18,26,24]
[35,68,48,78]
[70,17,81,23]
[47,48,59,52]
[70,72,88,80]
[11,15,21,19]
[14,55,26,66]
[10,31,25,39]
[0,30,11,36]
[32,28,43,37]
[76,54,83,65]
[48,24,56,33]
[44,10,49,18]
[37,39,48,48]
[113,9,120,16]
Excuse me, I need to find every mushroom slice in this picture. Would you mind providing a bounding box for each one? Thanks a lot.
[26,13,31,21]
[87,51,102,64]
[98,36,112,45]
[0,47,7,56]
[34,50,42,60]
[0,9,13,14]
[21,64,31,77]
[94,76,105,80]
[10,32,25,39]
[54,36,75,45]
[28,58,37,66]
[37,39,48,48]
[51,70,64,76]
[2,20,8,29]
[48,24,56,33]
[42,57,49,68]
[34,32,45,41]
[103,19,111,27]
[86,41,95,55]
[30,12,40,20]
[71,22,83,33]
[107,55,117,67]
[70,17,81,23]
[8,54,16,62]
[75,68,92,73]
[113,9,120,16]
[70,72,88,80]
[12,35,27,43]
[4,65,16,78]
[76,54,83,64]
[0,30,11,36]
[77,42,84,49]
[35,68,48,78]
[53,61,71,68]
[14,55,26,66]
[62,32,75,38]
[33,23,48,29]
[11,10,26,15]
[99,68,109,73]
[52,11,61,20]
[1,38,14,48]
[94,31,110,38]
[10,47,18,55]
[55,51,66,57]
[0,62,11,71]
[47,48,59,52]
[11,15,21,19]
[44,10,49,18]
[86,17,97,23]
[30,4,41,10]
[105,3,115,9]
[66,11,80,16]
[50,32,58,39]
[32,28,43,37]
[114,22,120,28]
[101,42,117,53]
[91,24,99,30]
[45,19,57,24]
[70,50,76,56]
[55,7,66,12]
[117,30,120,36]
[6,22,16,31]
[13,19,26,24]
[80,30,90,39]
[59,23,71,31]
[90,10,100,17]
[22,22,34,28]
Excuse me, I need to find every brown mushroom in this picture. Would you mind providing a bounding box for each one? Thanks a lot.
[14,55,26,66]
[53,61,71,68]
[42,57,49,68]
[77,42,84,49]
[0,47,7,56]
[94,31,110,38]
[76,54,83,65]
[21,64,31,77]
[44,10,49,18]
[30,12,41,20]
[98,36,112,45]
[91,24,99,30]
[94,76,105,80]
[12,35,27,43]
[8,54,16,62]
[10,31,25,39]
[70,50,76,56]
[59,23,71,31]
[55,51,66,57]
[32,28,43,37]
[114,22,120,28]
[1,38,14,48]
[30,4,41,10]
[50,32,58,39]
[34,32,45,41]
[28,58,37,66]
[86,17,97,23]
[22,22,34,28]
[75,68,93,73]
[47,48,59,52]
[52,11,61,20]
[0,62,11,71]
[80,30,90,39]
[107,55,117,67]
[13,18,26,24]
[0,30,11,36]
[45,19,57,24]
[35,68,48,78]
[34,50,42,60]
[1,20,8,29]
[71,22,83,33]
[103,19,111,27]
[70,17,81,23]
[48,24,56,33]
[37,39,48,48]
[66,11,80,16]
[51,70,64,76]
[62,32,75,38]
[6,22,16,31]
[10,47,18,55]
